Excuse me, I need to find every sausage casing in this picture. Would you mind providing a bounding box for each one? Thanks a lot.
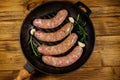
[37,33,78,55]
[42,46,83,67]
[34,22,73,42]
[33,9,68,29]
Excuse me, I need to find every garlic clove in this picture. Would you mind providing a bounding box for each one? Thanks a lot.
[30,28,36,35]
[68,17,75,23]
[78,41,85,48]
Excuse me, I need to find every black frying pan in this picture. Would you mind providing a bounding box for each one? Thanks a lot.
[18,1,95,79]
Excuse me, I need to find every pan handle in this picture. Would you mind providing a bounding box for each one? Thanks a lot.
[14,62,35,80]
[74,2,91,16]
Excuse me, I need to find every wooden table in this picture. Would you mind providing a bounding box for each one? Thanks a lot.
[0,0,120,80]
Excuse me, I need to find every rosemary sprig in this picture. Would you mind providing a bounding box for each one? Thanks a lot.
[74,14,88,43]
[29,36,40,56]
[77,14,80,21]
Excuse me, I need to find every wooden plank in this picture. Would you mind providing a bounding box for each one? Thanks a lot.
[22,0,120,8]
[90,6,120,17]
[29,67,118,80]
[102,51,120,67]
[0,41,26,70]
[0,11,25,21]
[0,0,23,3]
[0,4,24,12]
[0,41,20,52]
[84,36,120,67]
[0,67,119,80]
[70,0,120,6]
[23,0,120,17]
[0,21,22,41]
[92,17,120,36]
[0,0,120,17]
[0,52,24,64]
[113,67,120,77]
[0,70,13,80]
[83,50,102,67]
[0,64,25,70]
[0,52,26,70]
[96,36,120,66]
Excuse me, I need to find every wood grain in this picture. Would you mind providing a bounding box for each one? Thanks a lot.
[92,17,120,36]
[0,70,13,80]
[0,0,120,80]
[0,17,120,40]
[1,67,118,80]
[96,36,120,67]
[113,67,120,77]
[28,67,118,80]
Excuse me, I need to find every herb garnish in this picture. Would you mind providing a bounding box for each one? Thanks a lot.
[29,35,40,56]
[74,14,87,42]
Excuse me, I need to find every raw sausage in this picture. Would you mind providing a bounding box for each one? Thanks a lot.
[37,33,78,55]
[38,33,78,55]
[34,22,73,42]
[42,46,83,67]
[33,9,68,29]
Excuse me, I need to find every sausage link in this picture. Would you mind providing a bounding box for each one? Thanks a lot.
[34,22,73,42]
[37,33,78,55]
[42,46,83,67]
[33,9,68,29]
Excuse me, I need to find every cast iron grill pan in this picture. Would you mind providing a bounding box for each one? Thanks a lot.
[20,1,95,74]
